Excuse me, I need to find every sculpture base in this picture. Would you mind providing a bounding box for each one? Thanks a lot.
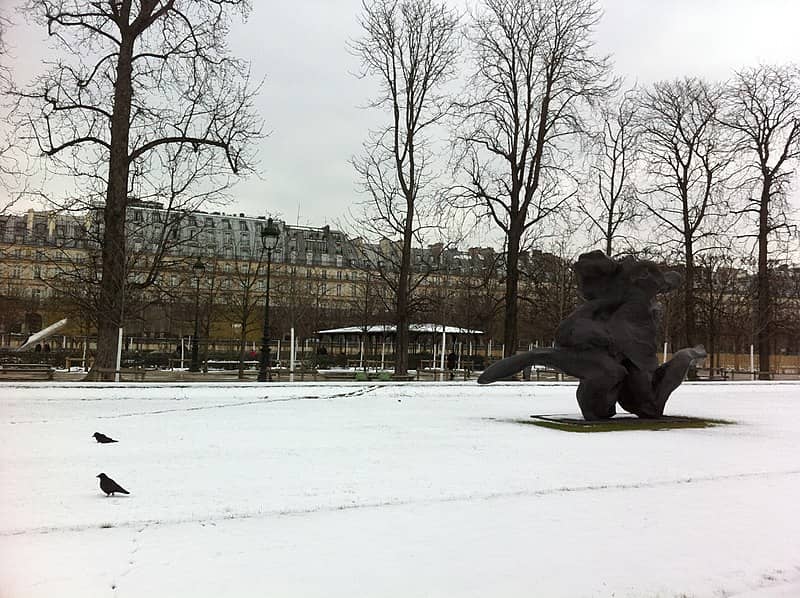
[525,414,732,433]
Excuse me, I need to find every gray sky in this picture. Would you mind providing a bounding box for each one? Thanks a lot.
[4,0,800,227]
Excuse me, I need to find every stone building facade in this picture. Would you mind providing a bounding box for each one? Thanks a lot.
[0,203,505,355]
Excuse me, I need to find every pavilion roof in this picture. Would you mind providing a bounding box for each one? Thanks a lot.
[317,323,484,335]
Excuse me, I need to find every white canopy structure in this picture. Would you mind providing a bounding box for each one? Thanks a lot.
[317,323,483,336]
[316,323,485,374]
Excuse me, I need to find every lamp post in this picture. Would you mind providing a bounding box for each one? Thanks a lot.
[258,218,281,382]
[189,256,205,372]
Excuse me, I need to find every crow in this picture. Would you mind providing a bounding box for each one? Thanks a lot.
[93,432,118,444]
[97,473,130,496]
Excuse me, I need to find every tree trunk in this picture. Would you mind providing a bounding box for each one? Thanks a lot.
[394,203,414,376]
[757,180,772,379]
[88,35,135,381]
[237,326,247,380]
[683,239,696,347]
[503,221,521,358]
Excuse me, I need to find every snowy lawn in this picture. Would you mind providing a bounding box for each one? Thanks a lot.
[1,381,799,597]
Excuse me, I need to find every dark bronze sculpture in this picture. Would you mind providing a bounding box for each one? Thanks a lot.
[478,250,707,420]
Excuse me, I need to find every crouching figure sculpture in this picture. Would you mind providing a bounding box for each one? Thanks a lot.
[478,250,707,420]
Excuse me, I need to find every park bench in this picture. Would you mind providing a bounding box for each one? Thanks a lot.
[0,363,55,381]
[93,368,147,382]
[296,368,319,381]
[692,367,731,381]
[264,367,319,381]
[319,369,357,381]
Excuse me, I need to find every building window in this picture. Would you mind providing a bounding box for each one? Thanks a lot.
[336,284,342,296]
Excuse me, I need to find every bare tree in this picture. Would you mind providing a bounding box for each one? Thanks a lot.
[223,243,267,379]
[344,263,384,370]
[721,64,800,378]
[0,10,25,216]
[453,0,614,357]
[518,237,578,346]
[636,77,733,348]
[16,1,262,379]
[577,88,640,255]
[439,247,503,338]
[694,248,750,369]
[350,0,460,375]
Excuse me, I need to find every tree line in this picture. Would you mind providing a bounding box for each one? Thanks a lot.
[0,0,798,380]
[349,0,800,378]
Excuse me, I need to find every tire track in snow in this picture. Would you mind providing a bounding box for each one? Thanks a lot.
[6,385,382,423]
[5,467,800,537]
[96,385,381,418]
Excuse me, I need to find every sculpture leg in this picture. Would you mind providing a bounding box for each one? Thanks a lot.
[576,377,621,420]
[477,349,559,383]
[539,348,627,420]
[617,362,660,418]
[650,345,708,416]
[477,347,627,420]
[478,348,621,383]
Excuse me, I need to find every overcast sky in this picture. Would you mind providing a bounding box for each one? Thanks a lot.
[4,0,800,229]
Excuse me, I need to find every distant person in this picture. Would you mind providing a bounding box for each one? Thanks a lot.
[447,351,457,380]
[34,343,42,352]
[43,343,51,352]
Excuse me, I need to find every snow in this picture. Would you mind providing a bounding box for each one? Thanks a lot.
[1,381,800,597]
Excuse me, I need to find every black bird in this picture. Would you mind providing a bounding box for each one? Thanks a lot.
[97,473,130,496]
[93,432,118,444]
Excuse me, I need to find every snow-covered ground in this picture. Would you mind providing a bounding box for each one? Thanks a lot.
[1,381,799,597]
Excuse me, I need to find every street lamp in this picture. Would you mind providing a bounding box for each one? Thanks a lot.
[189,256,205,372]
[258,217,281,382]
